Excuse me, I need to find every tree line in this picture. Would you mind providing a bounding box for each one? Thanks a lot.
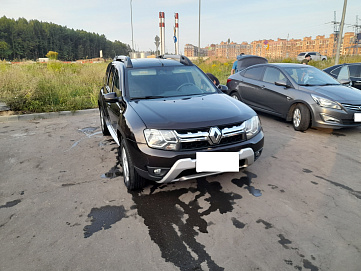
[0,16,131,61]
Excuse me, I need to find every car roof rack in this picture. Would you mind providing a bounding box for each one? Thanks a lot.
[113,55,133,68]
[156,54,193,66]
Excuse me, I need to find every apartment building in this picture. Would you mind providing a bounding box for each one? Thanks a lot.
[184,44,208,57]
[184,32,361,59]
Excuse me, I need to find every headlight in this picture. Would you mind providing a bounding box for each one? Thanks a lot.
[245,116,261,139]
[311,95,342,110]
[144,129,180,151]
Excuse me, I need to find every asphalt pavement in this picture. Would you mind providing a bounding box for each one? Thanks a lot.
[0,110,360,271]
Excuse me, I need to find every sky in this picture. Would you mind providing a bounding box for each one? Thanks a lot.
[1,0,361,55]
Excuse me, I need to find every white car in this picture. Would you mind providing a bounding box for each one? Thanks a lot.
[297,52,327,61]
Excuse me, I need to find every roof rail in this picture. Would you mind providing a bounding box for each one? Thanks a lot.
[113,55,133,68]
[156,54,193,66]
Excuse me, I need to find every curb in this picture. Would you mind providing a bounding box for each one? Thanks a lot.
[0,108,98,123]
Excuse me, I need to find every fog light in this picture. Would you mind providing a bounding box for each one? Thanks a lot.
[254,149,263,161]
[320,113,340,123]
[147,167,170,177]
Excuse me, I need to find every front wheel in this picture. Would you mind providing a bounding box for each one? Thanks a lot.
[99,107,110,136]
[231,92,241,100]
[292,104,311,131]
[120,138,147,191]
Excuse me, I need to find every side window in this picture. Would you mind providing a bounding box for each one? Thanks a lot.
[263,67,287,84]
[330,66,341,77]
[285,68,299,83]
[337,66,349,80]
[310,52,316,56]
[112,69,122,97]
[108,66,115,90]
[348,65,361,78]
[243,67,264,81]
[104,63,112,86]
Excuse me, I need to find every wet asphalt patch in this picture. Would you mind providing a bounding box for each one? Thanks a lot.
[231,171,262,197]
[231,217,246,229]
[314,175,361,200]
[0,199,21,209]
[130,177,240,271]
[83,205,128,238]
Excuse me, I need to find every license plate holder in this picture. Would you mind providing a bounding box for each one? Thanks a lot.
[196,152,239,172]
[355,113,361,122]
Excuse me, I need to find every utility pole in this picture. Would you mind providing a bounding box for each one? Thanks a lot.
[335,0,347,65]
[130,0,134,52]
[198,0,201,57]
[349,15,361,55]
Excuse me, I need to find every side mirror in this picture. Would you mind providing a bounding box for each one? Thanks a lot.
[339,79,351,85]
[104,92,123,103]
[218,84,228,93]
[275,81,291,88]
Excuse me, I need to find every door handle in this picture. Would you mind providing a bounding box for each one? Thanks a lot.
[261,85,265,89]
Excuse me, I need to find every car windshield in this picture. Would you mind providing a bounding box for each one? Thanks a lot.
[283,66,340,86]
[126,66,218,99]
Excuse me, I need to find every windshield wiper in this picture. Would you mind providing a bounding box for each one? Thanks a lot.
[317,83,340,86]
[131,96,166,100]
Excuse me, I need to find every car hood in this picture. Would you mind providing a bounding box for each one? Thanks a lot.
[129,94,256,129]
[306,85,361,103]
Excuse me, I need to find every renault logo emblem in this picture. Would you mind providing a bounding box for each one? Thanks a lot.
[208,127,222,145]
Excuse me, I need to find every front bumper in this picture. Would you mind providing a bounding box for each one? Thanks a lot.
[154,147,258,184]
[311,105,361,129]
[128,130,264,183]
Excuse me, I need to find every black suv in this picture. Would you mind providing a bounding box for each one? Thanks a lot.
[98,55,264,190]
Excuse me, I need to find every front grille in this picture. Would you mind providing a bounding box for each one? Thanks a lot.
[342,104,361,112]
[181,141,209,150]
[341,119,359,125]
[176,122,246,151]
[220,134,245,145]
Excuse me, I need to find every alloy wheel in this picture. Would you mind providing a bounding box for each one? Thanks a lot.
[122,146,130,185]
[100,110,105,130]
[293,108,301,128]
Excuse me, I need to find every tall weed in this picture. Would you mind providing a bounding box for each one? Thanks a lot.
[0,61,107,112]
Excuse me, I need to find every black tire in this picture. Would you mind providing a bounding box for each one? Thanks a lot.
[231,91,241,100]
[292,104,311,131]
[120,138,147,191]
[99,107,110,136]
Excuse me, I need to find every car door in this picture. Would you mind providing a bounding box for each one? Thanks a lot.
[315,52,321,61]
[100,63,114,125]
[309,52,317,61]
[256,67,293,117]
[238,66,265,108]
[108,67,125,133]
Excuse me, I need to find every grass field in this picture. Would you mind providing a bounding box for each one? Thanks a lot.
[0,61,107,113]
[1,55,360,113]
